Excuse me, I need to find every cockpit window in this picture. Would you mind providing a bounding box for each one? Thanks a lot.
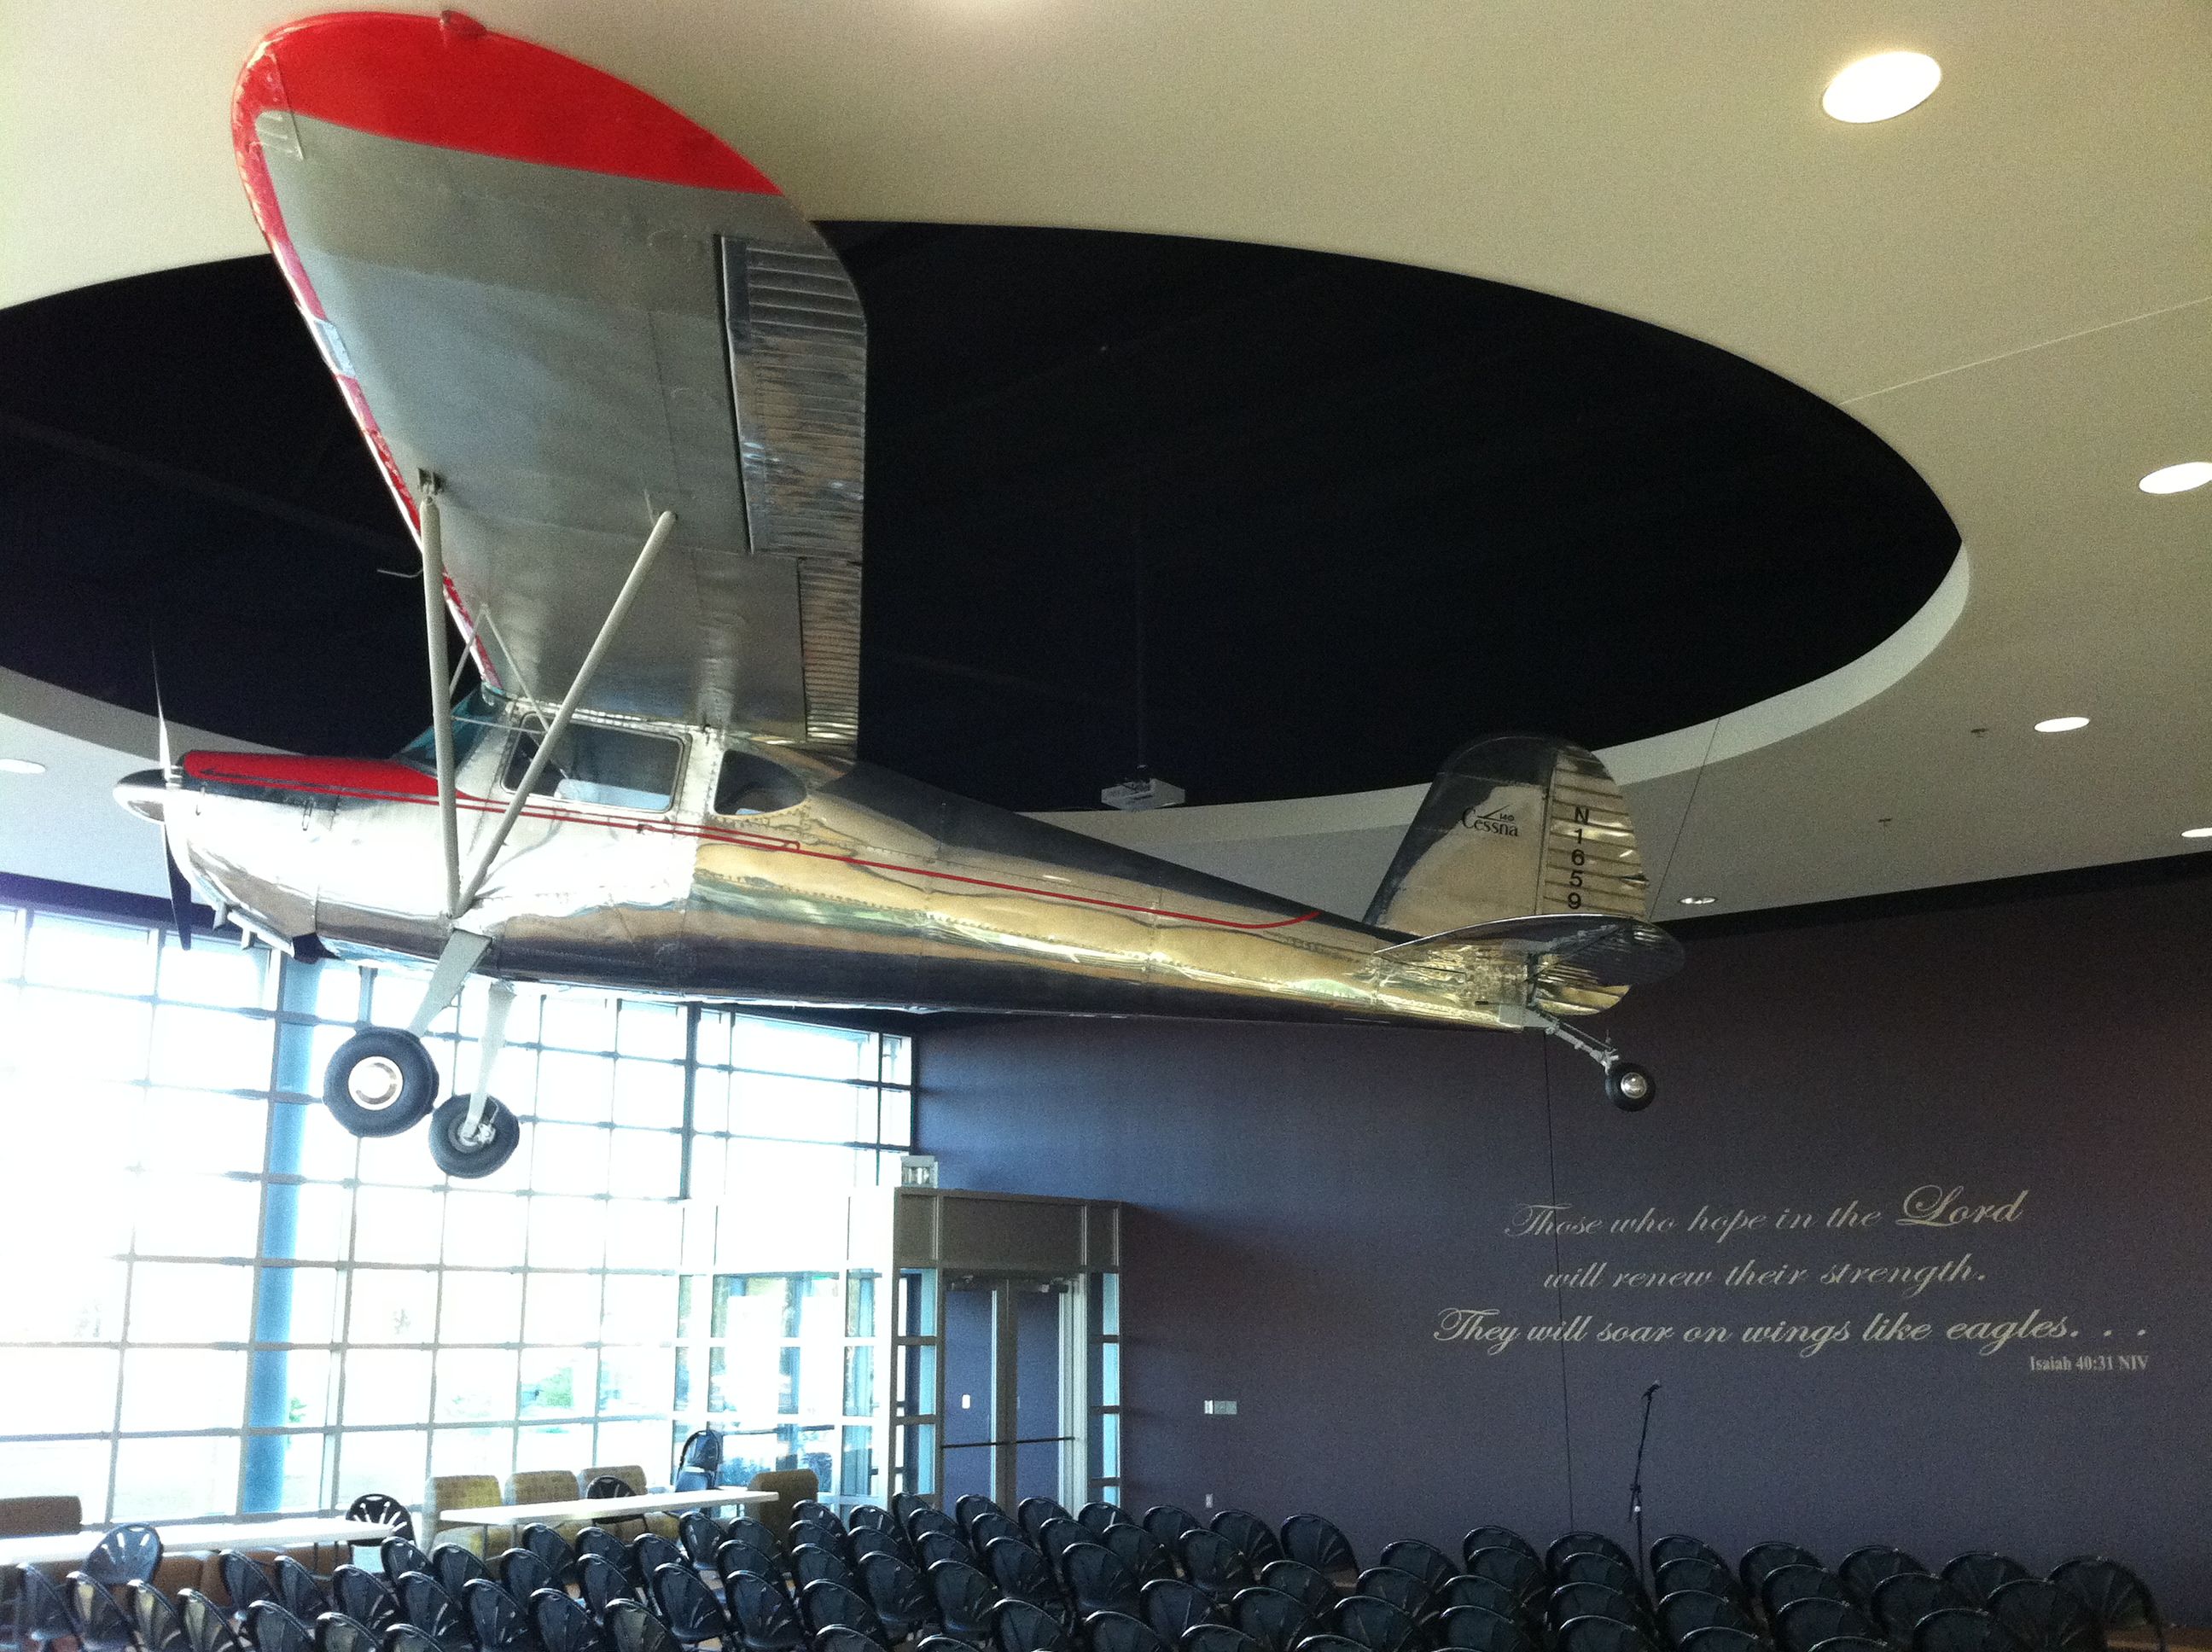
[713,751,806,817]
[504,723,681,811]
[395,687,501,773]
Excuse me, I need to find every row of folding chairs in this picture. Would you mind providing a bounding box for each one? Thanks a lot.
[1247,1533,2146,1652]
[329,1490,2151,1652]
[9,1515,2151,1652]
[1628,1541,2139,1652]
[0,1506,410,1648]
[1644,1540,2138,1622]
[4,1568,442,1652]
[869,1509,2156,1652]
[795,1496,1359,1617]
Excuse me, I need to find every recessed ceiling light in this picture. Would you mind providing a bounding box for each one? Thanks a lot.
[2139,461,2212,495]
[2034,716,2089,733]
[0,757,46,776]
[2183,827,2212,841]
[1822,51,1942,123]
[1678,895,1716,906]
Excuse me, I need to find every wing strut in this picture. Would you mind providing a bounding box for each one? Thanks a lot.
[418,479,461,920]
[455,509,679,911]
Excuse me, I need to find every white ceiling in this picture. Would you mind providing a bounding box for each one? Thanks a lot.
[3,0,2208,915]
[0,670,273,899]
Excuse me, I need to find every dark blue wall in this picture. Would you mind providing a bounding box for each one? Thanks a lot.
[914,875,2210,1619]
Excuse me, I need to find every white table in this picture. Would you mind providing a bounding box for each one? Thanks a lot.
[436,1488,775,1527]
[0,1516,398,1569]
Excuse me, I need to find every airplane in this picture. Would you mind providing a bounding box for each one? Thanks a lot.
[112,11,1683,1178]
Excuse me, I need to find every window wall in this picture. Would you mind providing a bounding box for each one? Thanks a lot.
[0,898,911,1524]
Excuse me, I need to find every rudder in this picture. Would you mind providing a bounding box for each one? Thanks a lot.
[1365,736,1648,936]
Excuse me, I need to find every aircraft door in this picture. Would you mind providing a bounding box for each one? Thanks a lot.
[473,716,696,979]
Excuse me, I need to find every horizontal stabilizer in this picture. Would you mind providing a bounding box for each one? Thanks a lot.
[1377,912,1685,987]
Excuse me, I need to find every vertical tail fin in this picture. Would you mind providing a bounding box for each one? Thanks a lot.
[1364,736,1649,936]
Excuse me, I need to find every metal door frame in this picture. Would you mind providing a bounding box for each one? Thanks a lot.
[888,1189,1122,1508]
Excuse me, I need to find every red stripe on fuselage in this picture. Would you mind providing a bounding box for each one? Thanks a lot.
[185,752,439,797]
[184,757,1322,934]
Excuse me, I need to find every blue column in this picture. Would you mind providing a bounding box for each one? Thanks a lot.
[242,971,317,1511]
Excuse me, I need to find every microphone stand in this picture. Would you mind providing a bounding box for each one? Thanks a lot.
[1631,1382,1659,1592]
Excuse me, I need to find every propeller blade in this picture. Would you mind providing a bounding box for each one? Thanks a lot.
[149,646,189,949]
[152,656,174,777]
[166,841,194,951]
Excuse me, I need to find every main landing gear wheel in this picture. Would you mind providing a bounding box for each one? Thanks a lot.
[1606,1062,1656,1112]
[323,1029,438,1137]
[428,1094,520,1178]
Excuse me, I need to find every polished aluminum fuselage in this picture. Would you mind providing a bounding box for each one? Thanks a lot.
[170,714,1530,1032]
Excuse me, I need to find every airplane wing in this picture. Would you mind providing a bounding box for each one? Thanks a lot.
[233,12,864,753]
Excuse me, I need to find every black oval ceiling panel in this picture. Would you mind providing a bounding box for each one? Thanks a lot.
[0,230,1956,809]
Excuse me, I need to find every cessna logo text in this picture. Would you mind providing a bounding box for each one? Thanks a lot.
[1459,806,1520,837]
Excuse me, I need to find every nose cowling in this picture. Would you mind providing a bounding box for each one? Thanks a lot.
[119,752,328,950]
[114,768,169,823]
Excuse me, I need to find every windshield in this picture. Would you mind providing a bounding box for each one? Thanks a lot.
[393,687,503,772]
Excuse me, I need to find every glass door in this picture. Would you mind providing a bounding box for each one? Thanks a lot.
[938,1274,1082,1509]
[1011,1279,1076,1504]
[940,1277,998,1506]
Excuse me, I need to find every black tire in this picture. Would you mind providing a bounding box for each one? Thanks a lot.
[324,1028,439,1137]
[1606,1062,1656,1112]
[428,1094,521,1178]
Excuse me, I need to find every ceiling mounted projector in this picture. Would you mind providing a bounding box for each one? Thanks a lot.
[1102,775,1187,811]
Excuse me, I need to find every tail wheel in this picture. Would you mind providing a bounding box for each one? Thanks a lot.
[1606,1062,1656,1112]
[324,1029,438,1137]
[428,1094,520,1178]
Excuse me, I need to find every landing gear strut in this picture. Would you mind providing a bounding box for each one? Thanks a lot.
[311,499,672,1180]
[316,931,521,1178]
[1539,1013,1657,1112]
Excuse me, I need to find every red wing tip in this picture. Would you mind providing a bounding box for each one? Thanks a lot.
[232,9,779,196]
